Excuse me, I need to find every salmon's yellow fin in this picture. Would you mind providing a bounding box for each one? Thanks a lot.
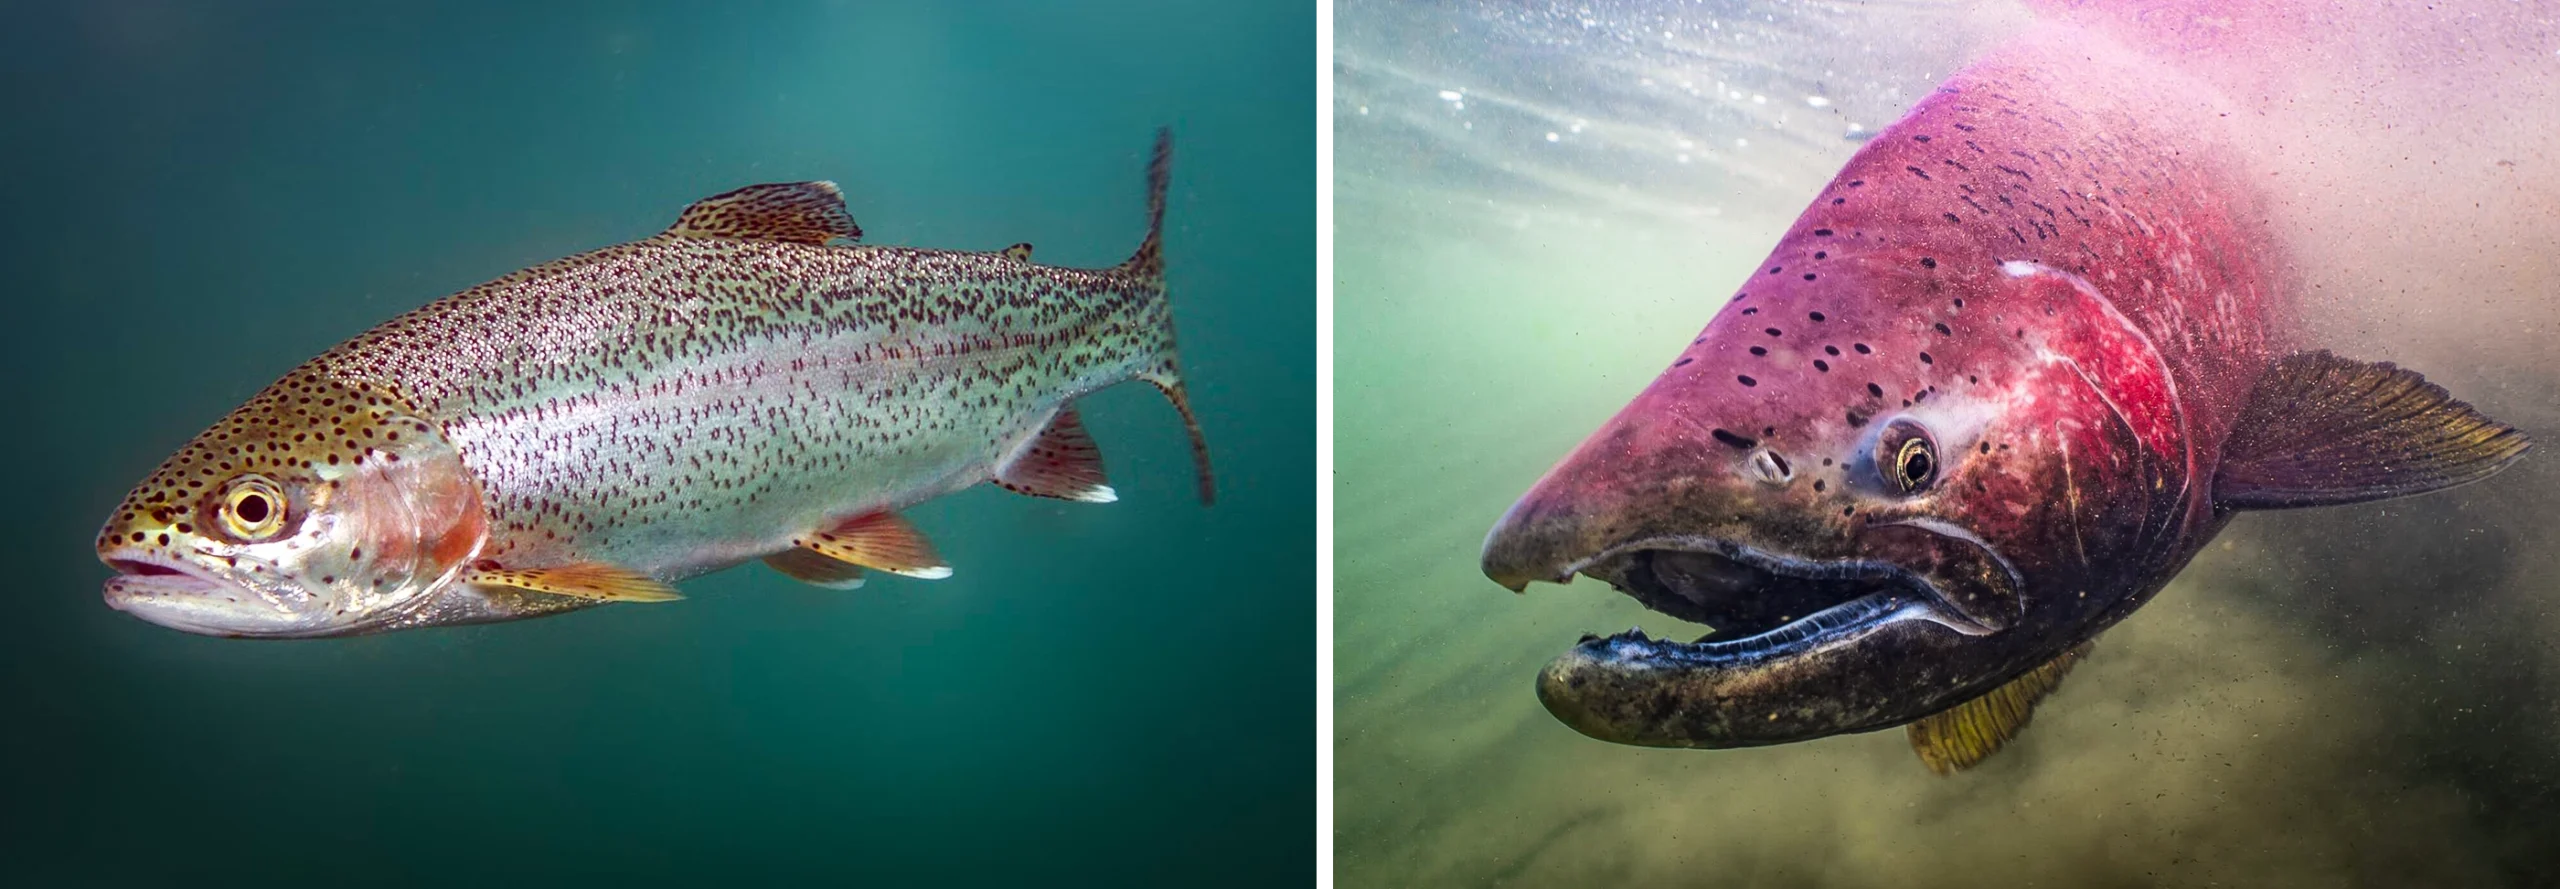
[1000,242,1034,263]
[664,181,861,245]
[1907,641,2091,774]
[797,511,950,579]
[997,407,1116,503]
[465,561,683,603]
[762,548,867,590]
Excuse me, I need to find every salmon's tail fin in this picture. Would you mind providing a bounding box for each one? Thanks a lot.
[1120,128,1213,506]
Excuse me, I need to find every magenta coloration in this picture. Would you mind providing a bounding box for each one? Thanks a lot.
[1478,30,2527,768]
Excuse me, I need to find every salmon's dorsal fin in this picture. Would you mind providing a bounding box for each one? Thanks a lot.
[1906,641,2091,774]
[1000,242,1034,263]
[796,511,950,579]
[2215,350,2531,511]
[465,561,683,602]
[762,549,867,590]
[996,407,1116,503]
[665,181,862,245]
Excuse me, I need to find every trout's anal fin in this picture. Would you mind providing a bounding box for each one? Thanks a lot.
[2215,350,2531,510]
[762,549,867,589]
[996,407,1116,503]
[664,181,862,245]
[465,561,683,603]
[1906,641,2091,774]
[1000,242,1034,263]
[796,511,951,579]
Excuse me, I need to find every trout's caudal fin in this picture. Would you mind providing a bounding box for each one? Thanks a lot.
[1122,127,1215,506]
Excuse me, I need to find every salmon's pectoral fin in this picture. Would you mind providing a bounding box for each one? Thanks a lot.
[1906,641,2091,775]
[464,561,683,603]
[663,181,862,245]
[762,549,867,590]
[796,511,951,579]
[996,406,1116,503]
[2214,350,2531,510]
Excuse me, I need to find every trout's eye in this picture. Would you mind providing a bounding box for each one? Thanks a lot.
[214,475,289,542]
[1877,420,1939,495]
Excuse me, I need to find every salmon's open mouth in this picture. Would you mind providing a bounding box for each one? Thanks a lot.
[1570,539,1989,655]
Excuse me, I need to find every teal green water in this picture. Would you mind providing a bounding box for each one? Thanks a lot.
[0,3,1310,885]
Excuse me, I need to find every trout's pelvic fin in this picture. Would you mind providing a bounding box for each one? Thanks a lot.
[664,181,862,245]
[996,406,1116,503]
[1907,641,2092,775]
[2215,350,2532,510]
[1000,242,1034,263]
[762,549,867,590]
[465,561,684,603]
[794,510,951,579]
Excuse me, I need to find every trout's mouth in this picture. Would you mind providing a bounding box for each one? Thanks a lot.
[1572,539,1990,650]
[100,549,296,638]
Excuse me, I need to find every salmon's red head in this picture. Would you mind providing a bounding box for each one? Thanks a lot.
[1481,222,2236,747]
[96,369,488,637]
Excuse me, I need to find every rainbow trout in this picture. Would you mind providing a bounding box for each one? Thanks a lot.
[1479,32,2530,772]
[97,131,1210,638]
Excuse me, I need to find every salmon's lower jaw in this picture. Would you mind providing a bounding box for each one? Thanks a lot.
[1532,539,1992,747]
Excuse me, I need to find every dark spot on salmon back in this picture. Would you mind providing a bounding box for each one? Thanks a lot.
[1711,428,1757,450]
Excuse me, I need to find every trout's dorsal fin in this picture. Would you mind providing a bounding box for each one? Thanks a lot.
[997,407,1116,503]
[665,181,862,245]
[465,561,683,602]
[1001,242,1034,263]
[2215,350,2530,510]
[762,548,867,589]
[1907,641,2091,774]
[795,511,950,579]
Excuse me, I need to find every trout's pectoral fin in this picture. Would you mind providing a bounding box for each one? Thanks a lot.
[762,549,867,589]
[464,561,684,603]
[1906,641,2091,775]
[996,407,1116,503]
[797,510,951,579]
[1000,242,1034,263]
[2215,350,2531,510]
[664,181,862,245]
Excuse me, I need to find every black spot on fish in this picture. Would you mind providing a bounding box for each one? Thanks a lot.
[1742,307,1759,315]
[1866,382,1885,398]
[1766,328,1783,337]
[1737,375,1758,387]
[1814,251,1828,260]
[1768,266,1784,275]
[1711,429,1757,449]
[1920,352,1934,364]
[1763,426,1775,437]
[1824,345,1840,356]
[1849,179,1864,187]
[1953,298,1965,308]
[1674,358,1694,367]
[1943,212,1963,224]
[1921,257,1937,269]
[1813,359,1830,372]
[1935,323,1952,335]
[1908,166,1934,182]
[1814,228,1834,236]
[1813,479,1827,492]
[1913,134,1932,143]
[1749,346,1767,356]
[1854,343,1872,354]
[1809,311,1826,322]
[1847,410,1870,427]
[1803,273,1817,281]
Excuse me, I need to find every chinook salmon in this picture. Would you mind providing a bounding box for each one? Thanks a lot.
[98,131,1210,638]
[1478,30,2531,772]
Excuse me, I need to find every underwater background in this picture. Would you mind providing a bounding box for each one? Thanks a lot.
[0,1,1310,885]
[1335,1,2560,886]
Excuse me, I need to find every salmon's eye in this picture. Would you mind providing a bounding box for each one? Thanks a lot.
[214,475,289,541]
[1877,420,1939,496]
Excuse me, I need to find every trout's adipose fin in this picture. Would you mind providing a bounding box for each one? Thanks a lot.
[996,407,1116,503]
[1000,242,1034,263]
[664,181,862,245]
[1907,641,2092,774]
[2215,350,2532,510]
[795,511,951,579]
[762,549,868,590]
[465,561,684,603]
